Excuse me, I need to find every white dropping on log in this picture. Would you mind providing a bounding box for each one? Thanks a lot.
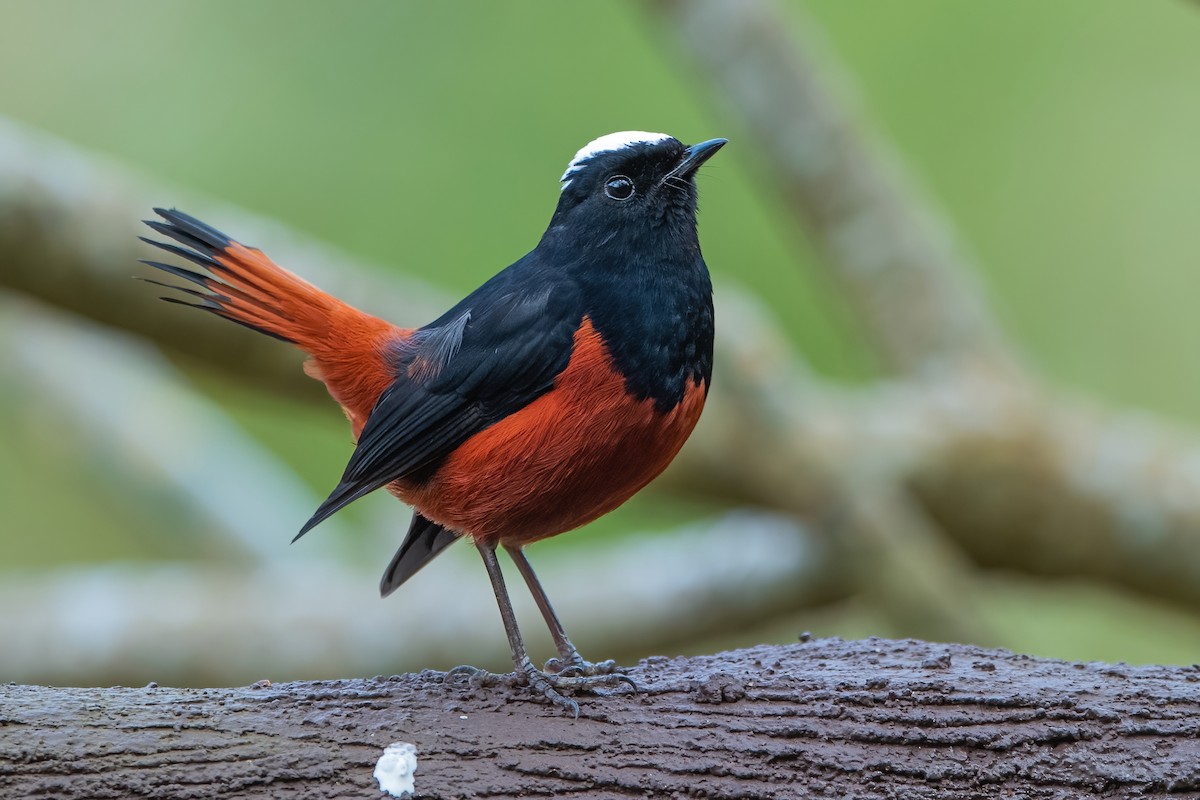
[373,742,418,797]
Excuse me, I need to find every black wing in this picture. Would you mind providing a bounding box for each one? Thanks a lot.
[379,512,461,597]
[295,267,582,540]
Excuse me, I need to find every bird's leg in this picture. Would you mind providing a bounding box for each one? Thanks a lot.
[504,545,620,679]
[447,541,634,715]
[472,542,585,711]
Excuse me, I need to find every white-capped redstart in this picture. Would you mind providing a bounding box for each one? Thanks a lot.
[141,132,725,713]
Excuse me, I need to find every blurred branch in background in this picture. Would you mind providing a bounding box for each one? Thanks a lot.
[0,295,351,564]
[647,0,1200,612]
[645,0,1017,378]
[0,114,446,402]
[0,511,834,685]
[4,0,1200,682]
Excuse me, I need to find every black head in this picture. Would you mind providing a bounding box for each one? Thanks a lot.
[545,131,726,251]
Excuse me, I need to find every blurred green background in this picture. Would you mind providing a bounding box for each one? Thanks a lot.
[2,0,1200,686]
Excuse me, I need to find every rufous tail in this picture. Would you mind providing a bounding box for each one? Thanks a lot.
[141,208,405,434]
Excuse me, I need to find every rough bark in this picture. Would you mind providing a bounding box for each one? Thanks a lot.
[4,639,1199,799]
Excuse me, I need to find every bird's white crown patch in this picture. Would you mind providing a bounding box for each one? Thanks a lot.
[561,131,673,189]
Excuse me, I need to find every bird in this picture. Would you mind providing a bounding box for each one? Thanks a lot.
[139,130,725,713]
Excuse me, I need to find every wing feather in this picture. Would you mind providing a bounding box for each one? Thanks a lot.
[296,270,581,540]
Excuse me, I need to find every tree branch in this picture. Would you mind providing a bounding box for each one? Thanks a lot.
[4,639,1197,798]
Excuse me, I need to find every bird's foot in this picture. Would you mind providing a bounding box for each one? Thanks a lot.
[543,654,620,679]
[446,657,636,716]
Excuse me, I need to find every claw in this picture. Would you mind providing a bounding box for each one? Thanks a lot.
[611,673,639,692]
[543,656,571,675]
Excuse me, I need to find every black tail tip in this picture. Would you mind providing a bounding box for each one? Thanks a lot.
[147,207,234,249]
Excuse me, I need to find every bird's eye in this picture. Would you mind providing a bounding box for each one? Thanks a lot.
[603,175,635,201]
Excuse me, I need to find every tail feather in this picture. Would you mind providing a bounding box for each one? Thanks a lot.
[139,243,292,319]
[142,207,412,536]
[141,209,327,345]
[380,513,461,597]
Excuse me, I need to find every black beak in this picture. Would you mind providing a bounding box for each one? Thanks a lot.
[672,137,727,179]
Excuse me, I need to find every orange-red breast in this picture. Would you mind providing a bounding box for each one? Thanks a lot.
[141,131,726,713]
